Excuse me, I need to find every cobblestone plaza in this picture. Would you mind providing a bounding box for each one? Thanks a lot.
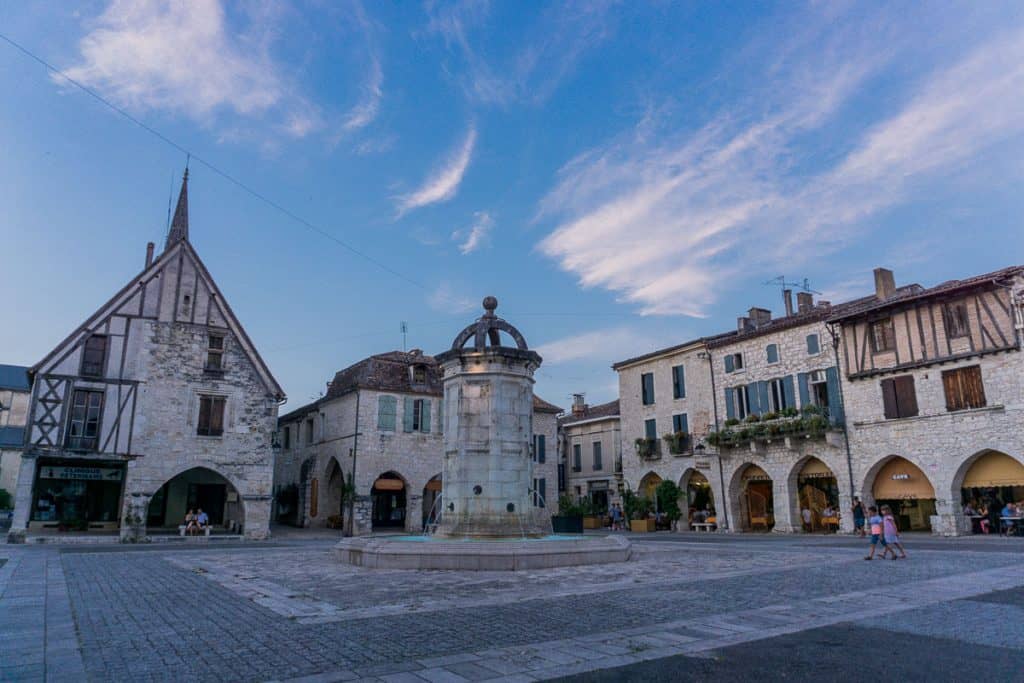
[2,533,1024,682]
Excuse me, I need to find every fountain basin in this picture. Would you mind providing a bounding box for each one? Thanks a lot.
[334,534,631,571]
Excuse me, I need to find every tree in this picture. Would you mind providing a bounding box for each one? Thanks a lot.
[656,480,684,525]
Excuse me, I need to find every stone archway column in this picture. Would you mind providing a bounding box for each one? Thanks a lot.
[406,492,423,533]
[836,491,855,534]
[353,494,373,536]
[772,476,800,533]
[242,495,272,540]
[6,453,37,543]
[121,492,151,543]
[930,496,969,537]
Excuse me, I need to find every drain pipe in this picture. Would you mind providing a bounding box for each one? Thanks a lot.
[345,390,362,537]
[703,348,730,532]
[828,323,857,510]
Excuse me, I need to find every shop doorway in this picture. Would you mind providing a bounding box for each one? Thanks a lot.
[31,460,126,531]
[422,474,442,528]
[739,465,774,531]
[958,450,1024,534]
[797,458,839,532]
[588,485,609,513]
[371,471,407,529]
[871,456,936,531]
[681,470,715,523]
[147,467,244,532]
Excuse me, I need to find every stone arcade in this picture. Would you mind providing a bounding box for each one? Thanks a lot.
[335,298,630,569]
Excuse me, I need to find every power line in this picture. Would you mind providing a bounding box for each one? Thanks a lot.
[0,31,429,293]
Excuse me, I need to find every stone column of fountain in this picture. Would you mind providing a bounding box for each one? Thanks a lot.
[433,296,547,539]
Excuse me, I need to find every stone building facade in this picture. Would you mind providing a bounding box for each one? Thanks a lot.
[561,397,621,512]
[7,173,284,542]
[0,364,31,501]
[275,349,561,535]
[831,266,1024,536]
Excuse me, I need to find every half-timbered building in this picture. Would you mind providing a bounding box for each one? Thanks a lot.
[7,172,284,542]
[831,266,1024,535]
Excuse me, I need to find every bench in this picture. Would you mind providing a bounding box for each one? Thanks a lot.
[178,525,211,537]
[691,522,716,532]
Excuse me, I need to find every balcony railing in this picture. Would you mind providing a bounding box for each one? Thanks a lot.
[706,406,843,449]
[634,437,660,460]
[662,431,693,456]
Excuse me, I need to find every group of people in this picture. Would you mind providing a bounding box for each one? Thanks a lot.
[800,504,838,532]
[852,497,908,559]
[963,498,1024,534]
[609,503,624,530]
[183,508,209,535]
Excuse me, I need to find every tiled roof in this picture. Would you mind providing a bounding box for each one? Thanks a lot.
[612,338,705,370]
[828,265,1024,322]
[533,395,563,414]
[326,351,443,399]
[0,365,30,391]
[0,426,24,448]
[560,399,619,426]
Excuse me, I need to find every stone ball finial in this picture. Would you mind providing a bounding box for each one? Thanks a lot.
[482,296,498,315]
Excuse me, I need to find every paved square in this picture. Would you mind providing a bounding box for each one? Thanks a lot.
[2,533,1023,682]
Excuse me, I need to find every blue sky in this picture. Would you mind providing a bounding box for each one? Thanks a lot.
[2,1,1024,410]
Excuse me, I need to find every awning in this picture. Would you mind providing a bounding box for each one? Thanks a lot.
[873,458,935,500]
[742,465,771,482]
[425,479,443,492]
[962,452,1024,488]
[373,478,404,491]
[799,458,835,480]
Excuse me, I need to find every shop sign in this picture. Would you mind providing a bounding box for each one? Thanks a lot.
[695,460,711,470]
[39,466,123,481]
[891,473,911,481]
[588,481,609,491]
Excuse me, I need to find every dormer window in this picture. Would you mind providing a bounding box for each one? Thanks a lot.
[182,294,192,317]
[206,334,225,372]
[80,335,108,378]
[412,364,427,384]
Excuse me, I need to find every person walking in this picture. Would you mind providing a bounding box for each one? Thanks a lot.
[852,497,866,537]
[881,505,908,559]
[864,506,887,560]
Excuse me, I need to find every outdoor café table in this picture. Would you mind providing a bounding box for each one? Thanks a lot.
[969,515,984,534]
[1001,517,1024,536]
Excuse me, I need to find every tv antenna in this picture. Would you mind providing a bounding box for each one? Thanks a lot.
[763,276,821,296]
[400,321,408,352]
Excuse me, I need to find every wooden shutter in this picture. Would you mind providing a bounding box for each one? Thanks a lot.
[963,366,986,408]
[894,376,918,417]
[724,355,735,373]
[943,366,986,411]
[782,375,796,410]
[756,382,770,416]
[377,396,396,431]
[198,396,211,434]
[725,387,735,420]
[403,398,414,432]
[438,397,444,434]
[747,383,761,416]
[766,344,779,364]
[806,334,820,355]
[673,365,686,399]
[593,441,601,470]
[797,373,810,408]
[210,397,225,435]
[825,367,843,424]
[421,399,432,432]
[538,434,546,463]
[942,371,963,411]
[645,419,657,439]
[881,379,898,419]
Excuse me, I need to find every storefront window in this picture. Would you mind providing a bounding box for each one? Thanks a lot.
[32,461,125,526]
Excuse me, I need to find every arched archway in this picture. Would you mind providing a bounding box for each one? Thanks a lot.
[371,471,408,530]
[321,458,346,528]
[146,467,245,534]
[790,457,840,532]
[730,463,774,531]
[865,456,936,531]
[422,473,442,529]
[954,450,1024,533]
[679,469,714,522]
[638,472,662,500]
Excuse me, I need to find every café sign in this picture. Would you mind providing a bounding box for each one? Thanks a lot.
[39,466,123,482]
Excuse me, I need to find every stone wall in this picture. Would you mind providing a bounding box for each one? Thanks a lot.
[564,416,621,506]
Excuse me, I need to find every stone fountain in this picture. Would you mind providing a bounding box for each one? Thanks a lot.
[334,297,630,570]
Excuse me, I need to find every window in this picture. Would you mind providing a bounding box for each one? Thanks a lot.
[672,413,689,434]
[181,294,192,317]
[413,400,424,431]
[881,375,918,419]
[80,335,107,378]
[536,434,546,463]
[944,303,970,339]
[403,397,431,433]
[766,344,779,364]
[306,418,314,443]
[206,334,225,371]
[644,418,657,440]
[871,318,896,352]
[726,385,750,420]
[806,334,820,355]
[283,426,291,449]
[197,395,226,436]
[573,444,582,472]
[66,389,103,450]
[724,353,744,373]
[532,477,547,508]
[672,365,686,399]
[412,364,427,384]
[641,373,655,405]
[592,441,603,470]
[767,378,794,412]
[377,395,397,431]
[942,365,986,411]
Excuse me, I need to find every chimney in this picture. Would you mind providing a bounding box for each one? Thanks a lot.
[572,393,587,417]
[783,289,794,317]
[145,242,155,268]
[874,267,896,300]
[748,307,772,328]
[796,292,813,313]
[737,316,753,332]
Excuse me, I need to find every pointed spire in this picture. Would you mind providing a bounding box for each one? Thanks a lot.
[166,168,189,249]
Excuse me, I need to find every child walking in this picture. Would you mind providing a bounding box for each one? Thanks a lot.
[864,506,887,560]
[881,505,908,559]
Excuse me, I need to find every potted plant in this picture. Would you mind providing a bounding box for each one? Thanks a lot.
[623,490,655,532]
[552,495,584,534]
[662,431,690,455]
[635,437,659,459]
[580,497,605,529]
[655,480,684,531]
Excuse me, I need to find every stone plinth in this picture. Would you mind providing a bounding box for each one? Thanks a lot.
[334,535,632,571]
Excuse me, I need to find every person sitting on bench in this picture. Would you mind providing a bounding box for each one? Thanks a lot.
[184,509,198,536]
[196,508,209,534]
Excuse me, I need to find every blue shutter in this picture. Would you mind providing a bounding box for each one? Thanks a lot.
[673,365,686,399]
[673,413,688,434]
[725,387,735,420]
[438,398,444,434]
[538,434,546,463]
[807,334,820,355]
[782,375,796,410]
[757,382,770,416]
[539,478,546,508]
[645,419,657,439]
[403,397,414,432]
[747,383,761,416]
[724,355,734,373]
[825,367,844,425]
[377,395,397,431]
[766,344,779,364]
[797,373,810,408]
[421,399,431,432]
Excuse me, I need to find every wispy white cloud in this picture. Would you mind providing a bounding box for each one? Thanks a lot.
[538,16,1024,316]
[535,326,669,365]
[427,281,478,314]
[61,0,298,123]
[340,55,383,132]
[451,211,493,254]
[397,125,477,215]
